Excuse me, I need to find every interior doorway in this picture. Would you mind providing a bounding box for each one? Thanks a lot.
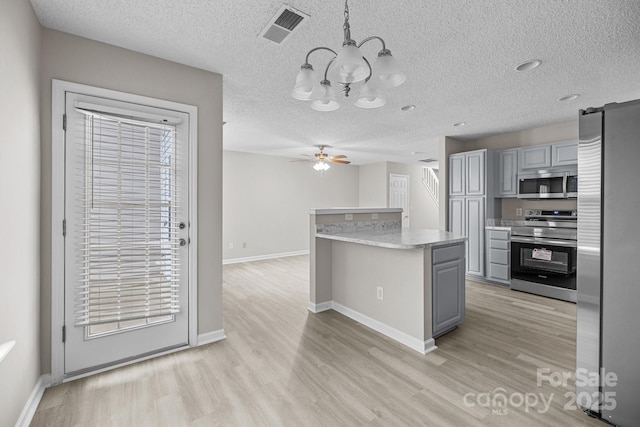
[389,174,410,228]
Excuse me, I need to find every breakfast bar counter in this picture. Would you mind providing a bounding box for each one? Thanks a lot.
[316,228,466,249]
[308,208,466,354]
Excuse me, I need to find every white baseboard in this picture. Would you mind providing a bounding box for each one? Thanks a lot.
[330,301,438,355]
[197,329,226,346]
[307,301,333,313]
[223,250,309,265]
[16,374,51,427]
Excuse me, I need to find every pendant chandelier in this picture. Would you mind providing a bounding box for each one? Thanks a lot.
[291,0,406,111]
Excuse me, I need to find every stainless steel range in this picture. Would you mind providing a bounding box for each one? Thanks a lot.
[510,209,577,302]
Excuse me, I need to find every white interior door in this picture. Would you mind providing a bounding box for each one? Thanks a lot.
[63,92,190,375]
[389,174,410,228]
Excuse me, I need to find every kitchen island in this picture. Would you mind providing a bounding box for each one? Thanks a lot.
[309,208,466,354]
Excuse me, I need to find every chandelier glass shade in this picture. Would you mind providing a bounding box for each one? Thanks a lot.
[369,51,406,89]
[354,82,386,108]
[291,65,317,100]
[330,43,369,84]
[311,80,340,111]
[291,0,405,111]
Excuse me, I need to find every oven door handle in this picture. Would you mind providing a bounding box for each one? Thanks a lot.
[511,236,577,248]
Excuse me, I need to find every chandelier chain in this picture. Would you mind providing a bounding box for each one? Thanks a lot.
[344,0,349,23]
[343,0,352,43]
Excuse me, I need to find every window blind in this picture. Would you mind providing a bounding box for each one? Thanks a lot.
[74,109,181,326]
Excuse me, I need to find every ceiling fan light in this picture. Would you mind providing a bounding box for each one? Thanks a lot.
[355,83,386,108]
[311,81,340,111]
[330,44,369,84]
[291,65,317,100]
[369,51,406,89]
[313,161,330,171]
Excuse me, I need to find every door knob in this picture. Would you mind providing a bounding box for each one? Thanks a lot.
[179,222,186,229]
[179,238,187,246]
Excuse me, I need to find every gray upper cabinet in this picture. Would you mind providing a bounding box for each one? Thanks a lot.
[519,141,578,172]
[519,145,551,171]
[449,150,486,196]
[449,154,466,196]
[497,149,518,197]
[551,140,578,167]
[465,150,486,196]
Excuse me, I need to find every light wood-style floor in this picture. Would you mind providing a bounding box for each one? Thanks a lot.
[32,255,603,426]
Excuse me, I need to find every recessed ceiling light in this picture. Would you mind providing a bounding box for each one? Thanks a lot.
[401,105,416,111]
[453,122,466,127]
[515,60,542,72]
[558,94,580,102]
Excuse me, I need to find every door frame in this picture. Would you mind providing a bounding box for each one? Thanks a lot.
[50,79,199,384]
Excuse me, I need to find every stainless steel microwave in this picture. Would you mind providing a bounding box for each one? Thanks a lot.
[517,169,577,199]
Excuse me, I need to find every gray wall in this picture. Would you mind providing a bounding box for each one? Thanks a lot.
[358,162,388,207]
[358,162,440,229]
[331,242,425,339]
[387,162,440,229]
[464,121,577,152]
[40,29,224,372]
[0,1,42,425]
[223,151,359,261]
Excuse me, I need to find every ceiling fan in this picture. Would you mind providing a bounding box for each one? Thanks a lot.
[299,145,351,170]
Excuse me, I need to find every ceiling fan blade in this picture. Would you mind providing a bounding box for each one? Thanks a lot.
[330,159,351,164]
[301,154,316,158]
[330,154,347,159]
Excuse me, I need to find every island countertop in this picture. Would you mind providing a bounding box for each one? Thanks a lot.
[316,228,466,249]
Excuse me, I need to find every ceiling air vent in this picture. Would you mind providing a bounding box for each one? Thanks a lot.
[419,158,438,163]
[260,4,309,44]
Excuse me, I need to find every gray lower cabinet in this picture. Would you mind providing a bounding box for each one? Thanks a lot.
[485,228,511,286]
[432,243,465,337]
[449,197,485,278]
[466,197,485,276]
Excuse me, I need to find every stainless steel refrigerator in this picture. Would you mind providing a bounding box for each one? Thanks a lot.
[577,99,640,426]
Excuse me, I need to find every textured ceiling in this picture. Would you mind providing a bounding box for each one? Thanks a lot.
[30,0,640,167]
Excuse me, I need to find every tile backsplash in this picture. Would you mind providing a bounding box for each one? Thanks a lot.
[501,198,577,220]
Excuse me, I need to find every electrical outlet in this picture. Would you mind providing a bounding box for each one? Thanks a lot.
[345,214,354,221]
[516,208,523,217]
[228,243,233,249]
[371,213,379,219]
[242,242,247,248]
[377,286,384,300]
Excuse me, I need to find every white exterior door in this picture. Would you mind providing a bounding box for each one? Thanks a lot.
[63,92,191,375]
[390,174,410,228]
